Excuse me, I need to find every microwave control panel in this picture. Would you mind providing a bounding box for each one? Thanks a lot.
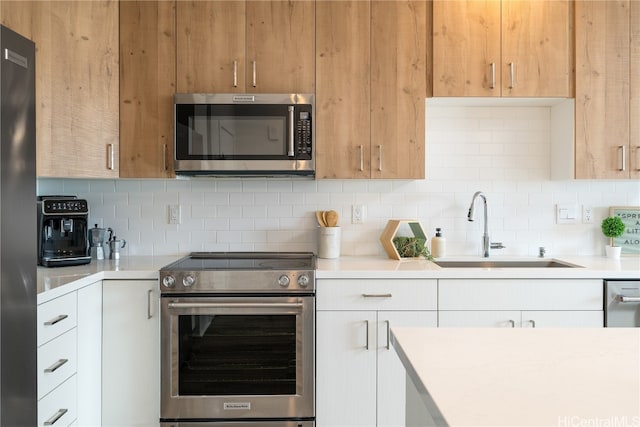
[296,111,312,159]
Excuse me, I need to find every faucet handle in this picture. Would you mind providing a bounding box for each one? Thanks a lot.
[490,242,505,250]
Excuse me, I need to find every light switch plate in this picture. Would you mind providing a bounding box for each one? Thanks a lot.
[556,203,578,224]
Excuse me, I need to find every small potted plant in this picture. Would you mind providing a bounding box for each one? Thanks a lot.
[601,216,625,258]
[392,236,434,261]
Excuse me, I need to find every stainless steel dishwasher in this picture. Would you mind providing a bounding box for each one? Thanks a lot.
[605,281,640,327]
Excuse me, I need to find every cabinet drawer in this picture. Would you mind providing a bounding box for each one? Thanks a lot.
[38,328,77,400]
[38,375,77,427]
[317,279,437,311]
[38,292,77,346]
[439,279,603,311]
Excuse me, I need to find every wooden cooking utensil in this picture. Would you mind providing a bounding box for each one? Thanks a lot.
[316,211,327,227]
[325,210,339,227]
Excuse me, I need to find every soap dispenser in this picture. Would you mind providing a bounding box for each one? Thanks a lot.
[431,228,446,258]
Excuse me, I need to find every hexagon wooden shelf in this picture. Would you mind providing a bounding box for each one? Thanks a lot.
[380,219,427,260]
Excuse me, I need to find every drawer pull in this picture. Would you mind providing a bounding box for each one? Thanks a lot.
[44,358,68,373]
[362,293,392,298]
[44,408,68,426]
[44,314,68,326]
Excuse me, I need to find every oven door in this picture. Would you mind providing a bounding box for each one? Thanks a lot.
[161,295,315,421]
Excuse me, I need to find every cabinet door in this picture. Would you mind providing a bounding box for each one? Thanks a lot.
[246,1,315,93]
[521,311,604,328]
[371,0,427,179]
[502,0,573,97]
[316,311,377,427]
[2,1,119,178]
[439,311,522,328]
[316,0,371,179]
[176,1,245,92]
[120,0,175,178]
[77,281,102,426]
[575,1,631,179]
[432,0,501,97]
[377,311,437,427]
[102,280,159,426]
[632,1,640,179]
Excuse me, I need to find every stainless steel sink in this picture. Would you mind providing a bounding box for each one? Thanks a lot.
[433,259,582,268]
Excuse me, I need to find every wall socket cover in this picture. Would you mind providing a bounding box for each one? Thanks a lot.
[168,205,181,224]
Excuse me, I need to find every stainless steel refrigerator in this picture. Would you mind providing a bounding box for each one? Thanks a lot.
[0,25,36,425]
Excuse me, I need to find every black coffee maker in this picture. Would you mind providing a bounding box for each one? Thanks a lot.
[37,196,91,267]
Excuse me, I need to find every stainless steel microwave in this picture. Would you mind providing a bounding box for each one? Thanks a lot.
[174,93,314,177]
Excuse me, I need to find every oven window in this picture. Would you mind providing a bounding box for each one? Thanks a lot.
[178,314,297,396]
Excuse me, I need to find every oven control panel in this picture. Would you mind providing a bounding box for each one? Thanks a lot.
[160,271,315,293]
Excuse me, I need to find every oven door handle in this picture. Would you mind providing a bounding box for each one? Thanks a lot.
[619,295,640,303]
[167,301,304,310]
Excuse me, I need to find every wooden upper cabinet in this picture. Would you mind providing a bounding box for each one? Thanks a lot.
[433,0,573,97]
[371,0,427,179]
[316,0,427,180]
[1,1,119,178]
[631,1,640,179]
[316,1,371,179]
[176,1,245,93]
[433,0,501,97]
[177,1,314,94]
[120,1,175,178]
[575,0,638,179]
[246,1,315,93]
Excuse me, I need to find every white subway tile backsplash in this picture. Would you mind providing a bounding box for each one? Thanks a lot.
[37,105,640,258]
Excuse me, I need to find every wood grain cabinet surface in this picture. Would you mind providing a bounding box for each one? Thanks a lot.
[119,0,175,178]
[316,0,427,179]
[575,0,640,179]
[176,0,314,94]
[433,0,573,98]
[1,1,119,178]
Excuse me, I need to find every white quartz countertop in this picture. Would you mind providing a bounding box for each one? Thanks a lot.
[391,327,640,427]
[37,256,177,304]
[38,254,640,304]
[317,255,640,279]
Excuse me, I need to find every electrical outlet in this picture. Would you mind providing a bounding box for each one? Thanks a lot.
[352,205,365,224]
[582,206,594,224]
[168,205,181,224]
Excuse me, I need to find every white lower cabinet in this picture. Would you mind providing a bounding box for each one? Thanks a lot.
[37,280,101,427]
[77,281,103,426]
[316,279,438,427]
[438,279,604,328]
[102,279,160,427]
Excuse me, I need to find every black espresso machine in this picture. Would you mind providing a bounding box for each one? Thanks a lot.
[37,196,91,267]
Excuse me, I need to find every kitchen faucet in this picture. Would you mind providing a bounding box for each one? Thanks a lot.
[467,191,505,257]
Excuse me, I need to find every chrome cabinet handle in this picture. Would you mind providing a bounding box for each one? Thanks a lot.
[252,60,257,87]
[233,60,238,87]
[528,319,536,328]
[44,314,68,326]
[490,62,496,89]
[508,319,515,328]
[163,144,168,171]
[44,358,68,373]
[359,145,364,171]
[508,62,515,89]
[288,106,295,157]
[147,289,153,319]
[364,320,369,350]
[377,145,383,172]
[385,320,390,350]
[362,293,392,298]
[107,144,114,170]
[44,409,68,426]
[619,145,626,171]
[619,295,640,303]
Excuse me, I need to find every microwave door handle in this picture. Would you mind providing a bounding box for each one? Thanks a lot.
[288,106,295,157]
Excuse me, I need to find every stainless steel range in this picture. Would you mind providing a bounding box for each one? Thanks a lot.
[159,252,315,427]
